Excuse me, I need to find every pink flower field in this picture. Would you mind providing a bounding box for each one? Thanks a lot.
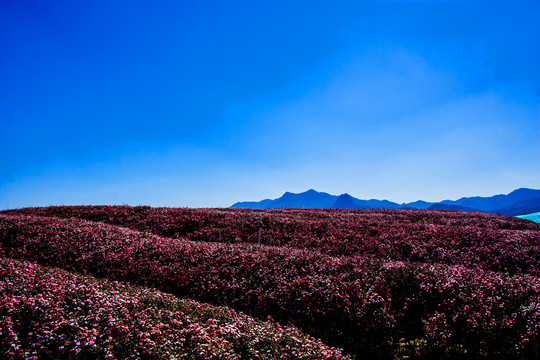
[1,206,539,359]
[0,257,348,359]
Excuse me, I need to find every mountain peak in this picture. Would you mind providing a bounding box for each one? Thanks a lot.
[231,188,540,215]
[242,189,338,209]
[332,193,360,209]
[509,188,537,196]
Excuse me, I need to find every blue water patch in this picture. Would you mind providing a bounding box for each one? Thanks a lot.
[516,212,540,223]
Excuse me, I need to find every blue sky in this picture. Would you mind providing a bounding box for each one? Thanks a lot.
[1,0,539,208]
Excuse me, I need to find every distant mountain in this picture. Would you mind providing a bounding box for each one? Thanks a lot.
[439,188,540,212]
[494,197,540,216]
[358,199,401,209]
[231,189,337,209]
[230,188,540,216]
[332,193,401,209]
[232,190,402,210]
[332,194,361,209]
[427,204,479,212]
[401,200,435,209]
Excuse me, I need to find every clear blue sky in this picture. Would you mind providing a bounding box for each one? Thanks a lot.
[1,0,539,208]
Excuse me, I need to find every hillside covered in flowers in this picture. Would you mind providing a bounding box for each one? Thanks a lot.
[1,206,539,359]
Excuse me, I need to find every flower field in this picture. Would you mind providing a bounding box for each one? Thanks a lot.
[5,206,539,275]
[0,257,348,359]
[1,206,539,359]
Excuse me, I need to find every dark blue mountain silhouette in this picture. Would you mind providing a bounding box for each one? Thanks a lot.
[427,204,479,212]
[356,199,401,209]
[492,197,540,216]
[232,189,337,209]
[402,200,435,209]
[439,188,540,213]
[332,194,361,209]
[231,188,540,216]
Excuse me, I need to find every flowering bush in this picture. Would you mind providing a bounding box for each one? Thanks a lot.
[1,211,539,359]
[5,206,539,275]
[0,256,349,359]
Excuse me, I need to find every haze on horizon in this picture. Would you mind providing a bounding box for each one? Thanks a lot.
[1,0,539,209]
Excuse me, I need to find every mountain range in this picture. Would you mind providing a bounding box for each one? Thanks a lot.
[231,188,540,216]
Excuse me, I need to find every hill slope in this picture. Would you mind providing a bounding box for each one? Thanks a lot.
[0,256,348,359]
[1,207,539,359]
